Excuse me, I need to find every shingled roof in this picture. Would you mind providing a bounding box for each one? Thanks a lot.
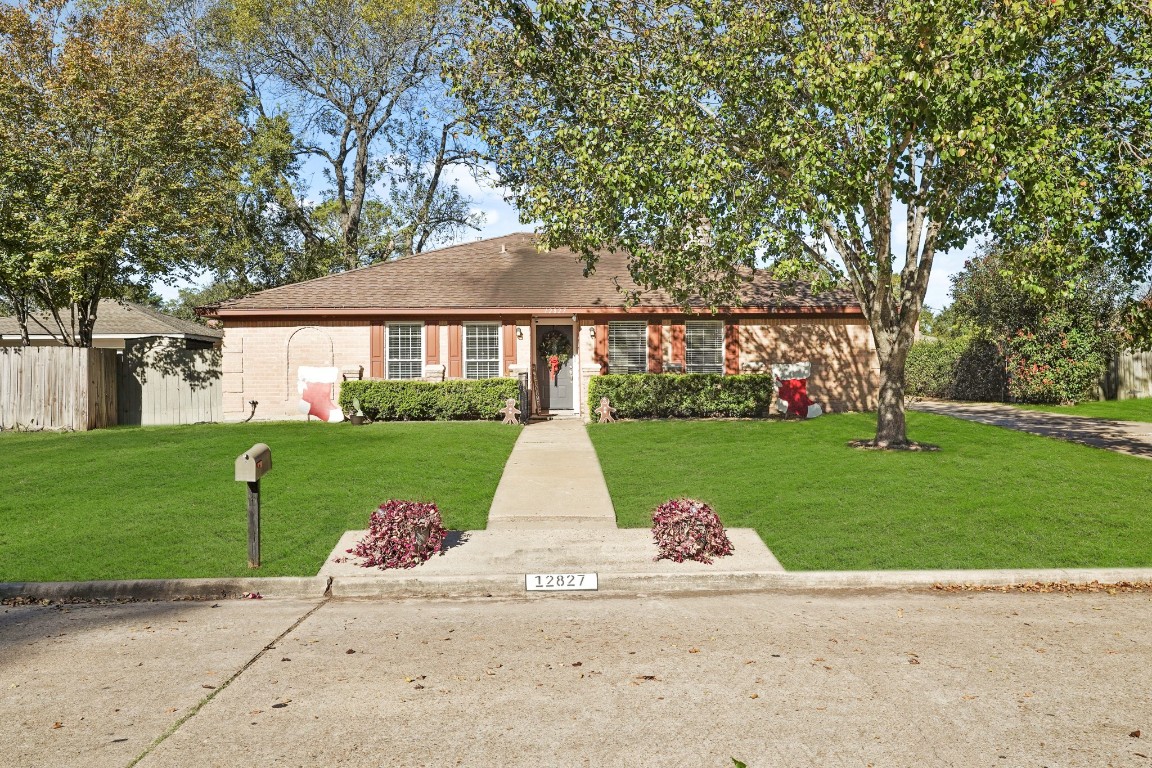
[208,233,861,315]
[0,301,223,341]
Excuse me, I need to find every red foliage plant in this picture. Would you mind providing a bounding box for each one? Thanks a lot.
[349,500,446,569]
[651,498,733,564]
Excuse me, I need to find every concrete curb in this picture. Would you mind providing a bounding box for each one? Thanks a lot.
[6,569,1152,602]
[326,567,1152,599]
[0,576,330,602]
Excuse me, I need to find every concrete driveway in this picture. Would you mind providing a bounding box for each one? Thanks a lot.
[4,590,1151,767]
[909,399,1152,459]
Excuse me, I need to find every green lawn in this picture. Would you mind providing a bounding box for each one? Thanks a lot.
[0,421,520,582]
[1012,397,1152,422]
[588,413,1152,571]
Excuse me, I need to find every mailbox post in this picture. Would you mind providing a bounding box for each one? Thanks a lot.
[235,443,271,568]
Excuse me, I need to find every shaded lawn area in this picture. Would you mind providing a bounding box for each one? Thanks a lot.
[588,413,1152,571]
[1012,397,1152,423]
[0,421,520,582]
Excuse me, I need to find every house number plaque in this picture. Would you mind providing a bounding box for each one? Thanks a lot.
[525,573,599,591]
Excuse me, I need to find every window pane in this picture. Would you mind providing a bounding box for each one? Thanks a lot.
[465,323,500,379]
[608,321,647,374]
[685,321,724,374]
[387,323,423,379]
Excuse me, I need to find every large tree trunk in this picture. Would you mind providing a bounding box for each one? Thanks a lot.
[874,347,909,447]
[868,323,914,448]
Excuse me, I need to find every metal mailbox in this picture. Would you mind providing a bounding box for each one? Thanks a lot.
[235,443,272,483]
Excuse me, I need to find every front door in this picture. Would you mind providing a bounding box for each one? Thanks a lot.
[538,326,574,411]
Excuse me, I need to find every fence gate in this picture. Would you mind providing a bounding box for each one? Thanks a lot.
[117,338,222,426]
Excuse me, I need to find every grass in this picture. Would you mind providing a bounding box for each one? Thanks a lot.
[0,421,520,582]
[1011,397,1152,422]
[588,413,1152,571]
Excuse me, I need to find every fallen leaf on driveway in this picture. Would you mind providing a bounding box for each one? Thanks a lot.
[51,722,63,729]
[1132,730,1142,738]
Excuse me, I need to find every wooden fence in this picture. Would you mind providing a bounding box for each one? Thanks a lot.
[0,347,118,431]
[0,341,222,431]
[1102,350,1152,400]
[117,338,222,426]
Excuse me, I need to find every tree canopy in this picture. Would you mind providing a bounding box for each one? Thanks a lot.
[194,0,484,285]
[455,0,1152,446]
[0,0,244,345]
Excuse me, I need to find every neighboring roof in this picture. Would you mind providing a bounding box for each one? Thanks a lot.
[208,232,861,316]
[0,301,223,340]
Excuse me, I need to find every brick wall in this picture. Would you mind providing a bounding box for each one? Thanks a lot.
[738,317,879,412]
[221,320,372,421]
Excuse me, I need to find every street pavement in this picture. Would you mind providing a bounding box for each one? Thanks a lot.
[4,589,1151,767]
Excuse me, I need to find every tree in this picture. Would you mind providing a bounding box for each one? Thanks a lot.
[0,0,243,346]
[454,0,1152,447]
[949,248,1132,403]
[202,0,484,277]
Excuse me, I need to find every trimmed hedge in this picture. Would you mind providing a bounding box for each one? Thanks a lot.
[588,373,775,420]
[906,336,1006,401]
[339,378,519,421]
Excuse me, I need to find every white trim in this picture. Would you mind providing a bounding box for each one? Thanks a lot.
[463,321,503,380]
[685,320,725,374]
[385,321,425,380]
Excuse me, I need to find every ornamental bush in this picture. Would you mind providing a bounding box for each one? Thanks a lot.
[349,500,446,569]
[651,498,733,564]
[1006,317,1107,404]
[588,374,774,419]
[340,378,519,421]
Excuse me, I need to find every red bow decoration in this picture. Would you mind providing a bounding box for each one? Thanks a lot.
[548,354,561,383]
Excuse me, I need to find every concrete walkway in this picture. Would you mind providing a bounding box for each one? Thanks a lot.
[317,417,787,593]
[487,418,617,529]
[909,398,1152,459]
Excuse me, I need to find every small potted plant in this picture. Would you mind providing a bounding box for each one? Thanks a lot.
[349,398,368,425]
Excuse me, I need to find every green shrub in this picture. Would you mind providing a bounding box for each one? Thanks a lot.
[906,336,1006,401]
[588,373,774,419]
[340,378,519,421]
[1007,316,1107,404]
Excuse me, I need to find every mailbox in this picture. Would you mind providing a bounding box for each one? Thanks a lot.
[235,443,272,483]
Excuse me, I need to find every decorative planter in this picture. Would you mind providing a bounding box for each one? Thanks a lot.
[349,414,367,425]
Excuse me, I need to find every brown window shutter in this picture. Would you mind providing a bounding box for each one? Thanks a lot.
[425,323,440,365]
[594,322,609,374]
[670,323,685,369]
[647,322,663,373]
[503,323,516,375]
[725,322,741,375]
[448,322,462,378]
[370,320,384,378]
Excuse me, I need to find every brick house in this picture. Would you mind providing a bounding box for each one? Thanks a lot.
[204,233,879,421]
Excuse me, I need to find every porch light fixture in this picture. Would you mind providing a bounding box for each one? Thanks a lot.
[589,327,596,338]
[571,314,577,322]
[516,327,523,339]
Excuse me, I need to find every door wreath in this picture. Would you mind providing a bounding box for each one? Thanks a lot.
[538,330,573,385]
